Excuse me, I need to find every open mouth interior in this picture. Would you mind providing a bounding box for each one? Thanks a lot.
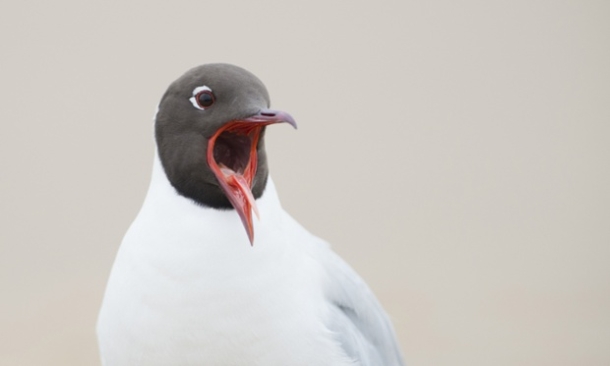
[209,123,262,183]
[213,130,253,176]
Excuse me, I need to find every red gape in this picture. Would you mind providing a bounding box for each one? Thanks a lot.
[207,122,264,244]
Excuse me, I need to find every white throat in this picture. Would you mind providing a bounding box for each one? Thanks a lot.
[125,151,288,262]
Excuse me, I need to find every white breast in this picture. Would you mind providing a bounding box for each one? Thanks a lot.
[97,155,353,366]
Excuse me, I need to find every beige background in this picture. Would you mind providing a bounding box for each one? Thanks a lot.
[1,1,609,365]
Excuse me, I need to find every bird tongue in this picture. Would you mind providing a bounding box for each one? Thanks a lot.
[219,165,260,219]
[206,109,297,245]
[219,163,260,234]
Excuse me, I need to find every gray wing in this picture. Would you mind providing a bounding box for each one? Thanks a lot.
[320,248,405,366]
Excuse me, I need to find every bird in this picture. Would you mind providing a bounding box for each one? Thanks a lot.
[97,63,405,366]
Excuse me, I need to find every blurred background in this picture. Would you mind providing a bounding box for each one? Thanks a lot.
[1,1,609,365]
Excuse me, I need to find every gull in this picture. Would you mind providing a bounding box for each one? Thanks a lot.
[97,63,405,366]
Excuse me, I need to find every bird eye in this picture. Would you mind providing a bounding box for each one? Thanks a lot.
[196,90,215,108]
[189,85,215,111]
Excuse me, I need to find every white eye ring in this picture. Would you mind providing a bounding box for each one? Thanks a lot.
[189,85,214,110]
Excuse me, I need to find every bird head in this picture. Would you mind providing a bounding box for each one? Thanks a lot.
[155,63,296,244]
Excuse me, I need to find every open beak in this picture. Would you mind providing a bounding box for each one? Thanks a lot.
[206,109,297,245]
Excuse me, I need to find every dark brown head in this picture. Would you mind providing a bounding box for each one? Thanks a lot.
[155,63,296,243]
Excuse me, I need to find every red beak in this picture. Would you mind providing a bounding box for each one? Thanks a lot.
[206,109,296,245]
